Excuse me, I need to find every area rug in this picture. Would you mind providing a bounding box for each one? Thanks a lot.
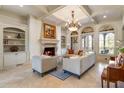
[50,70,71,80]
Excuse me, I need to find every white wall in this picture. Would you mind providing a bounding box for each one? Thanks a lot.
[0,10,27,25]
[56,25,62,56]
[122,15,124,46]
[0,23,3,69]
[29,16,42,61]
[61,29,67,55]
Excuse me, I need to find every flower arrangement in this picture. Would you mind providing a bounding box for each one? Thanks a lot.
[117,47,124,67]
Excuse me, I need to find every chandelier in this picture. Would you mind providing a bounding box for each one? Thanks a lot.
[65,11,81,31]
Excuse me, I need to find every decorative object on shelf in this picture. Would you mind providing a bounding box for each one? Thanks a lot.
[44,23,56,39]
[4,40,8,44]
[65,11,81,31]
[10,46,19,52]
[6,35,11,39]
[17,33,21,39]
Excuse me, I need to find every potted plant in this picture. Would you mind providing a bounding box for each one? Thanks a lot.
[117,47,124,67]
[119,47,124,55]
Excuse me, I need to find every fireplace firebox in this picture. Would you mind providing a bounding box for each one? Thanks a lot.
[43,47,55,56]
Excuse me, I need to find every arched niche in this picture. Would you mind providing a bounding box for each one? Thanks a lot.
[82,26,94,34]
[3,27,25,52]
[99,24,114,32]
[4,27,25,32]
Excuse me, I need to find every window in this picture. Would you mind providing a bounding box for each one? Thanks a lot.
[71,31,78,50]
[99,32,115,55]
[82,35,93,51]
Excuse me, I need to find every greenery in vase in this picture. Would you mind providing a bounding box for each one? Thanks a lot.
[119,47,124,53]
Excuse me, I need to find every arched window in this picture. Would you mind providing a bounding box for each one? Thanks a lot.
[99,24,115,54]
[71,31,78,50]
[99,25,115,55]
[81,27,94,51]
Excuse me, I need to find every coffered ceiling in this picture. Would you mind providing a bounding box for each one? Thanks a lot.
[52,6,88,22]
[0,5,124,25]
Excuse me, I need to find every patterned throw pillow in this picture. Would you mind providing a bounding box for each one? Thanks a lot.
[78,50,83,56]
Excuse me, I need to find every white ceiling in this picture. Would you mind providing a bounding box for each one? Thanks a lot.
[0,5,48,17]
[0,5,124,25]
[89,5,123,22]
[43,15,64,25]
[52,6,88,22]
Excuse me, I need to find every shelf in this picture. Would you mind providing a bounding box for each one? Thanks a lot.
[3,28,26,54]
[4,38,25,41]
[4,51,25,54]
[4,44,25,46]
[4,30,25,34]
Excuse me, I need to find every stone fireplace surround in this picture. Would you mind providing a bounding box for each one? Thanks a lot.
[40,38,58,56]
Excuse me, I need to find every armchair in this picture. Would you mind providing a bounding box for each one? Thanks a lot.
[32,55,57,77]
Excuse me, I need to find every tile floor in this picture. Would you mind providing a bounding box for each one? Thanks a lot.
[0,62,124,88]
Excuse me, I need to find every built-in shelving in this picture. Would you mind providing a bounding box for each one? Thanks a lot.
[3,27,25,52]
[4,30,25,34]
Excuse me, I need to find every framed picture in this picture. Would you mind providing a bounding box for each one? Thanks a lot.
[44,23,56,39]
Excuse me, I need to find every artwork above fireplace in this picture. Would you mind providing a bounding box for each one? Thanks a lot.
[44,23,56,39]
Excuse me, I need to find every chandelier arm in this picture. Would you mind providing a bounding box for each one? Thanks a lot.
[65,10,81,31]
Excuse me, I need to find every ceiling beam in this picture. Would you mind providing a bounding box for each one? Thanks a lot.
[40,5,66,20]
[81,5,92,15]
[79,5,98,24]
[33,5,49,14]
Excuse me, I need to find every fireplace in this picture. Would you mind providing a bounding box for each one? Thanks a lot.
[43,47,55,56]
[40,38,58,56]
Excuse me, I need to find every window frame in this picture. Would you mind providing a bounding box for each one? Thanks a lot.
[81,33,94,51]
[98,31,115,55]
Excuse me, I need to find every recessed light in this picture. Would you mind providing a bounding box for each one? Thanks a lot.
[103,15,107,18]
[19,5,23,7]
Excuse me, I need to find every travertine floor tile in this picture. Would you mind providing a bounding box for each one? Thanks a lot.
[0,62,123,88]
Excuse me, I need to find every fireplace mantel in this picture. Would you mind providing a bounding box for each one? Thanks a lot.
[40,38,58,45]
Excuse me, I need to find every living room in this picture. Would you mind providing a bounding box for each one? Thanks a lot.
[0,2,124,89]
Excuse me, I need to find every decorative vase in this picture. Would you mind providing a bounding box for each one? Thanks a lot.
[10,46,19,52]
[17,33,21,39]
